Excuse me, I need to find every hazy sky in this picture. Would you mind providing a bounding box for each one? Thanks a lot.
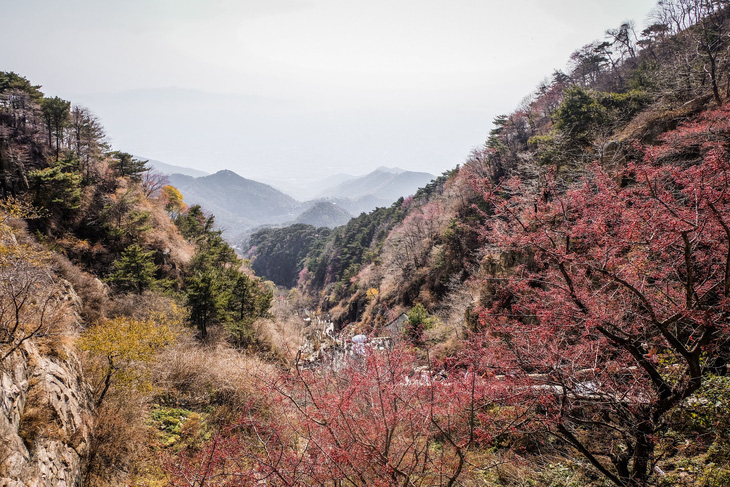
[2,0,658,190]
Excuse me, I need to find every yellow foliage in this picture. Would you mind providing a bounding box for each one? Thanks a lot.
[78,307,184,402]
[80,313,180,364]
[161,185,186,216]
[366,287,379,301]
[0,242,47,266]
[0,196,40,224]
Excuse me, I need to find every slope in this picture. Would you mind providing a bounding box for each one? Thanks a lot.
[315,168,435,214]
[168,170,301,239]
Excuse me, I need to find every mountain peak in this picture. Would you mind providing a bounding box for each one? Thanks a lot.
[375,166,404,174]
[212,169,242,178]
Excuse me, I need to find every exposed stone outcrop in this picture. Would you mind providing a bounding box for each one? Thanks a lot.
[1,284,93,487]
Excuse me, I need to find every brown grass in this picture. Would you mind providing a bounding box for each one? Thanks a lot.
[51,252,110,324]
[17,376,65,448]
[106,291,183,321]
[138,192,195,266]
[259,291,305,362]
[83,391,149,487]
[151,333,277,423]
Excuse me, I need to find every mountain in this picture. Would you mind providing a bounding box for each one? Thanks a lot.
[316,172,359,188]
[7,2,730,484]
[167,167,435,242]
[142,157,209,177]
[314,169,435,213]
[168,170,300,241]
[294,201,352,228]
[261,173,358,201]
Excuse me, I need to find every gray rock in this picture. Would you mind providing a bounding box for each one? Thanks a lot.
[0,340,93,487]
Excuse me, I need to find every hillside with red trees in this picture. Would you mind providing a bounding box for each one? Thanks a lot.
[188,1,730,485]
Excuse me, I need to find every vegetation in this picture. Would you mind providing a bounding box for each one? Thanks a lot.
[0,198,65,362]
[3,0,730,485]
[0,69,282,486]
[78,311,182,407]
[167,346,494,486]
[108,243,160,294]
[222,1,730,485]
[247,223,332,287]
[181,219,273,341]
[473,106,730,484]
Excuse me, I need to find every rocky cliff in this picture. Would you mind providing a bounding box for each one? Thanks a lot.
[0,283,94,487]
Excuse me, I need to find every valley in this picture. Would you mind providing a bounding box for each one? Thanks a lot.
[2,1,730,486]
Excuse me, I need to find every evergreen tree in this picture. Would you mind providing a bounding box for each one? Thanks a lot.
[405,303,431,345]
[225,274,273,347]
[185,268,228,340]
[40,96,70,158]
[185,231,238,339]
[109,243,158,294]
[183,226,273,342]
[0,71,43,101]
[174,205,214,241]
[28,154,82,214]
[70,106,108,183]
[110,151,148,181]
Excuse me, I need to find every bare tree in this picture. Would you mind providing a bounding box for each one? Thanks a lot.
[141,169,169,198]
[0,240,67,362]
[654,0,730,105]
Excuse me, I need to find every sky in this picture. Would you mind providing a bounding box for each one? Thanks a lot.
[1,0,659,193]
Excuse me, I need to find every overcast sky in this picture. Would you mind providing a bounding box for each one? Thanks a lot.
[2,0,658,191]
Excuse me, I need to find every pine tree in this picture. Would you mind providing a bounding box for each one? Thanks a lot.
[40,96,70,158]
[110,151,148,181]
[185,268,228,340]
[28,154,82,214]
[109,243,158,294]
[225,273,273,347]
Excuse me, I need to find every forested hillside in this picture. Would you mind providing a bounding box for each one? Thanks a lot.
[231,1,730,485]
[0,71,293,486]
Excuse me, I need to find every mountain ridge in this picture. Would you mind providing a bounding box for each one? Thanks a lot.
[164,167,435,241]
[142,156,209,178]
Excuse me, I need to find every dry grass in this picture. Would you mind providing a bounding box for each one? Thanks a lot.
[260,291,305,362]
[139,192,195,266]
[17,376,65,447]
[51,252,110,324]
[106,291,184,322]
[151,333,278,424]
[83,391,150,487]
[254,318,302,364]
[616,94,713,143]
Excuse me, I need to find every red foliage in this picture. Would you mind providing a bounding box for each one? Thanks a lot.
[471,105,730,486]
[167,105,730,487]
[165,345,521,486]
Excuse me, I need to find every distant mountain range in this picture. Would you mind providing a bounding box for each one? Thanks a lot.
[295,202,353,228]
[148,158,435,244]
[143,157,209,178]
[313,168,435,213]
[167,171,301,241]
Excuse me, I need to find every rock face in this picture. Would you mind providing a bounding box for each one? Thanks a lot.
[0,289,94,486]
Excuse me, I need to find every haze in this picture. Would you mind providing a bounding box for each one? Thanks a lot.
[1,0,658,191]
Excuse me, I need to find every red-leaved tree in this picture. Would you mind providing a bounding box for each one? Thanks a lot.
[165,344,531,486]
[471,105,730,486]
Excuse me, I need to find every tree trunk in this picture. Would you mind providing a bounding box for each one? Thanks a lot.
[709,57,723,106]
[629,422,654,487]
